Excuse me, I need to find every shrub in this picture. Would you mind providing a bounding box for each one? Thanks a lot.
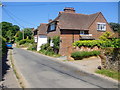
[71,51,100,60]
[52,36,60,49]
[0,36,7,56]
[73,39,120,48]
[40,43,50,50]
[27,43,37,51]
[19,39,34,45]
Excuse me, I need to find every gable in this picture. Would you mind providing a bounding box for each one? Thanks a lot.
[89,12,113,32]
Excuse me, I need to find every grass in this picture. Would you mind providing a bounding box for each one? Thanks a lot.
[38,50,61,58]
[96,69,120,81]
[10,50,25,88]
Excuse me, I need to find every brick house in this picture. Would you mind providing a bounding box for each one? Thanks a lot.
[47,7,114,56]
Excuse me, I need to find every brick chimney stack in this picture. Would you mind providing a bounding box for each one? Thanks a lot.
[64,7,75,13]
[48,19,52,23]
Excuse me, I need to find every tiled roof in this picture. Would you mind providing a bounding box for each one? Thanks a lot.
[37,23,48,35]
[50,12,100,30]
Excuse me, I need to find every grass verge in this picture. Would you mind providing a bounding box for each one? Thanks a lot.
[10,50,25,88]
[95,69,120,81]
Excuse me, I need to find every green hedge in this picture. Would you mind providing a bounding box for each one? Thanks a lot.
[19,39,34,45]
[0,36,7,56]
[71,51,100,60]
[73,39,120,48]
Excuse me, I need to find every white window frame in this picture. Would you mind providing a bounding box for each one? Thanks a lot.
[97,22,106,31]
[50,23,55,31]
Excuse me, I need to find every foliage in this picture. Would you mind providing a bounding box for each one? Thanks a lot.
[19,39,34,45]
[15,31,23,42]
[0,36,7,56]
[39,43,60,57]
[96,69,120,81]
[40,43,50,51]
[109,22,120,33]
[99,32,111,40]
[1,22,20,40]
[71,51,100,60]
[22,28,33,39]
[27,43,37,51]
[52,36,60,49]
[73,39,120,48]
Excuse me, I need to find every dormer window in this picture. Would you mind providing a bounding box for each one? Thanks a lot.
[97,22,106,31]
[50,22,56,31]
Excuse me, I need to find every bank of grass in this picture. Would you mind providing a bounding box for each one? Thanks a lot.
[38,50,61,58]
[96,69,120,81]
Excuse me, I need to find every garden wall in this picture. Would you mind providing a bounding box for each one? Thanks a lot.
[102,48,120,72]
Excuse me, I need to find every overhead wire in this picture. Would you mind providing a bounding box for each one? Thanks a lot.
[3,7,36,26]
[5,2,75,7]
[2,7,25,29]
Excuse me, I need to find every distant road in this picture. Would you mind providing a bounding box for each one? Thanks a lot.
[12,48,118,88]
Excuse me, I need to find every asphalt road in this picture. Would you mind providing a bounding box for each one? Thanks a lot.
[12,48,118,88]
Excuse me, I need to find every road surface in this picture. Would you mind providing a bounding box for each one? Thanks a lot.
[12,48,118,88]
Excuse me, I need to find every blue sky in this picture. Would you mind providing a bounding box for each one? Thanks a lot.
[1,2,118,29]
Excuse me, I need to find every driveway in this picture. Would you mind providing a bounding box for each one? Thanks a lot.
[12,48,118,88]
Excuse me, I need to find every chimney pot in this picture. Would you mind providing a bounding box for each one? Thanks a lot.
[64,7,75,13]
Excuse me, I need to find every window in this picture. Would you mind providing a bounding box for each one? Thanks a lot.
[80,31,89,35]
[97,22,106,31]
[50,23,56,31]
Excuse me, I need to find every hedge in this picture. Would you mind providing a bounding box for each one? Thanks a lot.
[71,51,100,60]
[19,39,34,45]
[73,39,120,48]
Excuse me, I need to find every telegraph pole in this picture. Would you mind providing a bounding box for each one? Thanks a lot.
[0,2,3,81]
[23,29,24,39]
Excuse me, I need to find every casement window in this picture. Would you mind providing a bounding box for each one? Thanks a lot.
[49,23,56,31]
[97,22,106,31]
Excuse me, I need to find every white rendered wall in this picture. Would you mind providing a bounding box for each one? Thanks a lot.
[37,35,47,51]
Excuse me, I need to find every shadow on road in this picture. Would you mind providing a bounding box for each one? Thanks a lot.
[2,49,10,81]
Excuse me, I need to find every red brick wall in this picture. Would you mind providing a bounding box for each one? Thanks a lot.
[59,30,80,56]
[89,13,114,39]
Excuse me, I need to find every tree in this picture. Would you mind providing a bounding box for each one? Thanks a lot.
[109,22,120,33]
[15,31,23,41]
[1,21,20,39]
[99,32,111,40]
[23,28,33,39]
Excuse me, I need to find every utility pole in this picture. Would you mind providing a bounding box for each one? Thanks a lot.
[23,29,24,39]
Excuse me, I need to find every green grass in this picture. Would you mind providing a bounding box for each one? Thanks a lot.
[96,69,120,81]
[38,50,61,58]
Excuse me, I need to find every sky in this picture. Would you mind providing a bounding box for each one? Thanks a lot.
[1,2,119,30]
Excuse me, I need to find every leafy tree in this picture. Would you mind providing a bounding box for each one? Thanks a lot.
[15,31,23,41]
[99,32,111,40]
[1,21,20,39]
[109,22,120,33]
[22,28,33,39]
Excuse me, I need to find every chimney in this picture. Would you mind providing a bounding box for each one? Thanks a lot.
[48,19,52,23]
[64,7,75,13]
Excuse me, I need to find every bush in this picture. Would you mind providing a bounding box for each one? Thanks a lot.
[0,36,7,56]
[39,43,60,57]
[71,51,100,60]
[52,36,60,49]
[19,39,34,45]
[27,43,37,51]
[40,43,50,50]
[73,39,120,48]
